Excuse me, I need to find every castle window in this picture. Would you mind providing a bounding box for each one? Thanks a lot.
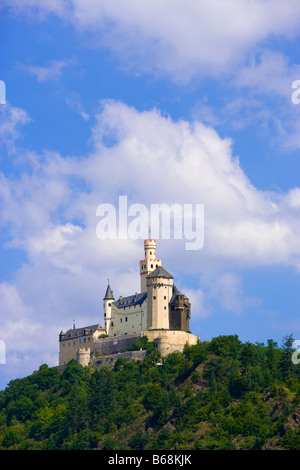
[111,322,114,326]
[153,296,156,299]
[164,306,166,310]
[151,264,153,268]
[150,252,152,255]
[125,317,128,322]
[120,318,122,323]
[164,296,166,299]
[108,303,111,306]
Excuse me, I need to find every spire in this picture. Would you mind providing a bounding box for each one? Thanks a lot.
[104,280,114,300]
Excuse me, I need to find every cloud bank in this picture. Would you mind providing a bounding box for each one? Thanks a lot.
[1,99,300,384]
[5,0,300,81]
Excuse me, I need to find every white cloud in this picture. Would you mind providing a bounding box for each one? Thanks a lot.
[0,103,31,152]
[285,188,300,208]
[211,272,244,314]
[2,99,300,271]
[19,59,73,82]
[5,0,300,81]
[236,50,300,97]
[1,99,300,386]
[65,92,90,121]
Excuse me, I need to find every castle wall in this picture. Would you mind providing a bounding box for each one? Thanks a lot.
[59,326,105,366]
[91,350,146,370]
[145,330,199,357]
[59,330,199,369]
[60,338,92,366]
[93,333,142,356]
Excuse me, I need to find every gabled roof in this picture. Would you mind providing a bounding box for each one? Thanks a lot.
[60,324,104,340]
[114,292,147,308]
[146,266,173,279]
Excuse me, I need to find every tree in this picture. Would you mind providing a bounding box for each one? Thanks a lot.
[239,342,258,371]
[130,336,150,350]
[266,339,278,376]
[64,384,89,437]
[280,334,295,379]
[208,370,217,392]
[208,335,241,358]
[143,344,161,366]
[89,368,117,424]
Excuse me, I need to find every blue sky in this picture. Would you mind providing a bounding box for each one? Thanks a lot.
[1,0,300,390]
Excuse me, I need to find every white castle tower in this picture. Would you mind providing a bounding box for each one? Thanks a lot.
[139,239,161,292]
[103,281,114,335]
[146,266,174,330]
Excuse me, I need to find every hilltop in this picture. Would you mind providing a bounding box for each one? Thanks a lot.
[0,335,299,450]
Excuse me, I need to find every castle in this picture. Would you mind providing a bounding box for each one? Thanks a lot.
[58,240,199,367]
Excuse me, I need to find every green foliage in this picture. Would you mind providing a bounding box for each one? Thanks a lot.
[0,334,299,450]
[279,429,300,450]
[130,335,151,350]
[208,334,241,358]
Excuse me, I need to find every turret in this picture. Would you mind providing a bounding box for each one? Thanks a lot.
[140,239,161,292]
[103,281,114,335]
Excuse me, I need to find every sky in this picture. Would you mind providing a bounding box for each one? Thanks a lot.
[1,0,300,390]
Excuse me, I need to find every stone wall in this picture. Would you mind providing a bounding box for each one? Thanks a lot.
[91,350,147,370]
[144,329,199,357]
[93,333,142,356]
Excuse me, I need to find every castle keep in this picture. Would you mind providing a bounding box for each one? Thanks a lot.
[59,240,199,367]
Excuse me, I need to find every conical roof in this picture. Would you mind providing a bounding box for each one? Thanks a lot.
[146,265,173,279]
[103,283,114,300]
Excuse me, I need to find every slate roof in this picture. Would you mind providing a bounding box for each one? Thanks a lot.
[146,266,174,279]
[113,292,147,308]
[60,324,104,340]
[170,284,183,303]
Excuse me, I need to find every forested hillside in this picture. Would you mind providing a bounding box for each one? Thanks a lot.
[0,335,299,450]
